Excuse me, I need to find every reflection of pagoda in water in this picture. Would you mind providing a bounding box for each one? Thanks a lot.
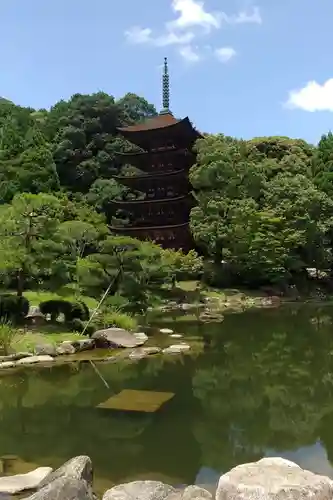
[111,58,201,251]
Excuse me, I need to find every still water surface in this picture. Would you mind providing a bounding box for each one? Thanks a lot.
[1,306,333,494]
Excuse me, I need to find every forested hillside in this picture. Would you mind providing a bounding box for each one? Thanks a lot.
[1,91,333,298]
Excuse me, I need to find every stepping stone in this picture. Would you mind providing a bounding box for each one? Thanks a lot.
[159,328,173,334]
[0,467,52,494]
[97,389,174,413]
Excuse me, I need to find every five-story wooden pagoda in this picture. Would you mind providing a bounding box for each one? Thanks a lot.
[111,58,201,250]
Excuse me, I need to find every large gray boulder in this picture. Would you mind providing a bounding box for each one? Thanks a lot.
[38,456,93,489]
[34,344,57,357]
[103,481,176,500]
[216,457,333,500]
[26,476,94,500]
[0,466,52,494]
[92,328,147,348]
[167,486,212,500]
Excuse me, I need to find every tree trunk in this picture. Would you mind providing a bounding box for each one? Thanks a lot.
[16,269,24,297]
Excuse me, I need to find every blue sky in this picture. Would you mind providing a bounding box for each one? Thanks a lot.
[1,0,333,144]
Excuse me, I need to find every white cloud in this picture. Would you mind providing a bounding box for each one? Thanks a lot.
[178,45,201,62]
[230,6,262,25]
[167,0,222,32]
[286,79,333,112]
[125,26,194,46]
[215,46,237,63]
[124,0,262,64]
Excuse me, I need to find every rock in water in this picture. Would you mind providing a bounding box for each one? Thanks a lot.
[38,456,93,489]
[163,344,191,355]
[216,457,333,500]
[16,355,55,365]
[92,328,147,348]
[129,347,161,360]
[0,467,52,494]
[159,328,173,334]
[26,476,94,500]
[103,481,175,500]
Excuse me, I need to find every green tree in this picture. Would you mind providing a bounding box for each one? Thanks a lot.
[0,193,66,295]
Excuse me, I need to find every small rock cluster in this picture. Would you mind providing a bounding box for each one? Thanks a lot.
[0,456,332,500]
[0,328,192,370]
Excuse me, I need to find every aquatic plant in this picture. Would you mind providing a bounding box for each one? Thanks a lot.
[0,321,19,355]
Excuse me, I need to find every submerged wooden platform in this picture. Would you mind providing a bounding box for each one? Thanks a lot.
[97,389,175,413]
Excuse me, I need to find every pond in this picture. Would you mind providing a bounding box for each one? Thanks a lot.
[1,305,333,496]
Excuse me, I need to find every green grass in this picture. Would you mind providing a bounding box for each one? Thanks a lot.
[15,330,85,353]
[9,287,99,310]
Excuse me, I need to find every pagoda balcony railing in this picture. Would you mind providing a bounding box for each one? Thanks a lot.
[110,194,191,206]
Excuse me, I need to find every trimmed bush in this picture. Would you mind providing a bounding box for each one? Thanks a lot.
[69,301,89,321]
[39,299,90,322]
[69,318,85,333]
[84,323,98,337]
[0,294,29,321]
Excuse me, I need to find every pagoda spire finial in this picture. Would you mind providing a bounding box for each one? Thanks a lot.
[160,57,171,114]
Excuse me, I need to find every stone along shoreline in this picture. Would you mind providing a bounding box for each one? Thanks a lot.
[0,455,332,500]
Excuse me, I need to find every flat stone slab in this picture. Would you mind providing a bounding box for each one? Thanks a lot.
[0,361,16,369]
[92,328,147,348]
[17,355,55,365]
[159,328,174,334]
[97,389,174,413]
[0,467,52,494]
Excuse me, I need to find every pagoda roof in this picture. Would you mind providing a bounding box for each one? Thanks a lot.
[110,222,189,232]
[114,169,186,183]
[118,112,179,132]
[117,147,191,159]
[117,113,201,147]
[110,195,189,207]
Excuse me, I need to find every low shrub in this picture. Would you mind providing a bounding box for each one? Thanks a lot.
[40,299,90,322]
[0,294,29,322]
[101,311,138,331]
[84,322,98,337]
[0,321,19,355]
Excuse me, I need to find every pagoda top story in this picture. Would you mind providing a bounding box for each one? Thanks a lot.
[117,58,201,149]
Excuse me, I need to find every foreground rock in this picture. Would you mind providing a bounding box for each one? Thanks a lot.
[38,455,93,488]
[26,476,94,500]
[216,457,333,500]
[0,467,52,494]
[103,481,175,500]
[92,328,148,348]
[167,486,212,500]
[163,344,191,355]
[16,355,55,365]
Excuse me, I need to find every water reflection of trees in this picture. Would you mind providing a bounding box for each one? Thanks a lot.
[192,306,333,472]
[2,307,333,483]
